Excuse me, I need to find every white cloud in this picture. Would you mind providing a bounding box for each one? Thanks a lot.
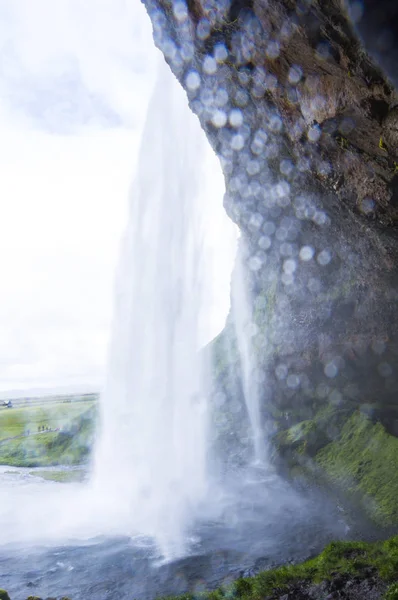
[0,0,237,394]
[0,127,141,392]
[0,0,157,129]
[0,0,158,392]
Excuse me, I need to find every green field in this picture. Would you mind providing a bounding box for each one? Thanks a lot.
[0,400,96,441]
[0,432,89,467]
[0,397,97,467]
[29,469,86,483]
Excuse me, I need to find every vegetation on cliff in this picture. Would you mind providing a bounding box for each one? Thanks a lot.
[273,410,398,528]
[317,413,398,527]
[155,536,398,599]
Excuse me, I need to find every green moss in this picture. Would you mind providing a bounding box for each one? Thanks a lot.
[274,419,328,459]
[209,325,240,380]
[0,590,10,600]
[316,413,398,526]
[246,537,398,596]
[157,536,398,600]
[286,421,314,443]
[272,408,398,528]
[385,582,398,599]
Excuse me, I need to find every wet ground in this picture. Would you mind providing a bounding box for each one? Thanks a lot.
[0,465,368,600]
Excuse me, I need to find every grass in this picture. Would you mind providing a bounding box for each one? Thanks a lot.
[153,536,398,600]
[273,408,398,528]
[240,536,398,598]
[385,583,398,599]
[0,404,96,467]
[29,469,86,483]
[0,432,88,467]
[0,400,96,441]
[316,412,398,526]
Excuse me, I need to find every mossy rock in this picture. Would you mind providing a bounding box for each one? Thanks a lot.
[0,590,10,600]
[159,535,398,600]
[208,324,240,380]
[384,583,398,600]
[385,583,398,599]
[273,419,328,461]
[316,412,398,526]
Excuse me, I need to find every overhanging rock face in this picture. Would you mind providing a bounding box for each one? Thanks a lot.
[141,0,398,454]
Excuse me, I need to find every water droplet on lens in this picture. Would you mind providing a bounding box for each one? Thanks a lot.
[203,55,217,75]
[258,235,271,250]
[324,362,338,378]
[214,43,228,62]
[308,125,321,142]
[287,374,300,389]
[211,110,227,128]
[186,70,201,91]
[229,109,243,127]
[231,134,245,151]
[266,41,280,59]
[288,65,302,84]
[283,259,296,275]
[299,246,314,261]
[317,250,332,266]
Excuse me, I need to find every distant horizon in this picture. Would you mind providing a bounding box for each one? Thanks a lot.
[0,383,101,400]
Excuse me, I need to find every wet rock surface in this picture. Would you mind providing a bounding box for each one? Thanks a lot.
[141,0,398,527]
[267,570,386,599]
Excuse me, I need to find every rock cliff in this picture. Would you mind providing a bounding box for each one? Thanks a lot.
[141,0,398,526]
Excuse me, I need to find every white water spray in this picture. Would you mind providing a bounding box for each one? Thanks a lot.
[0,46,237,552]
[91,59,212,556]
[231,246,264,465]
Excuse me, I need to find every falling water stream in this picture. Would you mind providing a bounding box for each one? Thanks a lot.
[91,58,210,556]
[231,245,265,465]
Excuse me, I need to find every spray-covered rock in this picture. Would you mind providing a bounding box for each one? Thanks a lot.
[141,0,398,525]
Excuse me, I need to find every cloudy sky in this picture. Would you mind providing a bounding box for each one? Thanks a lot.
[0,0,236,396]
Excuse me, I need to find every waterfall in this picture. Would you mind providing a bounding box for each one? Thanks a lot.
[231,244,265,465]
[92,58,211,556]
